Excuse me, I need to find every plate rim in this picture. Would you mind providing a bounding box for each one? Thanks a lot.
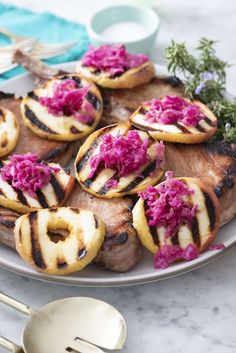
[0,61,235,287]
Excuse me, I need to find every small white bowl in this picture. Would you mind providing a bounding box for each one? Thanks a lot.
[87,4,160,54]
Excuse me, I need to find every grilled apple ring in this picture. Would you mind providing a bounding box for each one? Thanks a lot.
[76,61,155,89]
[14,207,105,275]
[74,123,165,198]
[21,75,103,141]
[132,177,220,255]
[0,107,19,157]
[0,162,74,214]
[130,99,217,144]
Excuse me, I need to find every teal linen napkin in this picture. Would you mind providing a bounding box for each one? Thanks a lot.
[0,2,90,82]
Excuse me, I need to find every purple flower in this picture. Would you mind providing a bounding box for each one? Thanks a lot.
[195,71,214,95]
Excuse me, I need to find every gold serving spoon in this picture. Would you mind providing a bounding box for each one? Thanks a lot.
[0,292,127,353]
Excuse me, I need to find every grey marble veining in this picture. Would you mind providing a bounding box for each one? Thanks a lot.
[0,1,236,352]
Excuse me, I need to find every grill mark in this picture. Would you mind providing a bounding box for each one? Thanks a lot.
[191,217,200,246]
[97,174,119,195]
[139,107,148,115]
[29,212,46,269]
[195,123,206,133]
[171,233,180,246]
[0,109,5,121]
[94,214,99,228]
[86,91,101,111]
[35,189,49,208]
[78,248,87,259]
[28,91,39,101]
[50,174,65,203]
[0,218,15,228]
[76,140,99,172]
[149,226,160,246]
[25,105,57,134]
[70,126,80,134]
[204,117,214,127]
[133,122,157,132]
[76,129,109,173]
[1,138,7,148]
[120,161,157,193]
[57,260,68,269]
[14,188,28,206]
[203,192,216,230]
[174,123,190,133]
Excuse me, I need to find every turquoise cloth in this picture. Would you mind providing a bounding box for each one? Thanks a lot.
[0,2,90,81]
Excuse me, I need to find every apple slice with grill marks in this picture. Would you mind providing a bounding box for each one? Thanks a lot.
[74,123,165,198]
[0,161,74,214]
[14,207,105,275]
[21,75,103,141]
[129,98,217,144]
[132,177,220,255]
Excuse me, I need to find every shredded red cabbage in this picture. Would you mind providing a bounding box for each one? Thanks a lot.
[106,179,118,188]
[144,96,205,127]
[139,171,198,237]
[154,244,199,269]
[39,79,94,124]
[209,243,225,250]
[82,44,149,76]
[89,131,164,179]
[0,154,59,197]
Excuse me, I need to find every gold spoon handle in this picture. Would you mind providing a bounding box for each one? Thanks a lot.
[0,336,23,353]
[0,292,31,315]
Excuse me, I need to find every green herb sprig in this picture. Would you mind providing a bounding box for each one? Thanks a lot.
[164,38,236,142]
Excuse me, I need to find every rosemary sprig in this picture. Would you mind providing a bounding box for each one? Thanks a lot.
[164,38,236,142]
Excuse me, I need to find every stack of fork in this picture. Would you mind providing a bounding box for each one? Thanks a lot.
[0,28,77,75]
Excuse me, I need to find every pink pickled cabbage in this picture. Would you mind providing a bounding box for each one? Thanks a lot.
[39,79,94,123]
[154,244,199,269]
[209,243,225,250]
[144,96,205,127]
[89,131,164,179]
[81,44,149,76]
[139,171,198,237]
[0,154,59,197]
[106,179,118,188]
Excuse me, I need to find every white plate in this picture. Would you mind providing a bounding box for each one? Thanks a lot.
[0,62,235,287]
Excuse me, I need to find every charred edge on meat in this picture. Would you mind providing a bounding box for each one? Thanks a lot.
[0,92,15,100]
[29,212,46,269]
[39,143,71,162]
[24,105,58,134]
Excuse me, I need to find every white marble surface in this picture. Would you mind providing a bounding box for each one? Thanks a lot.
[0,0,236,352]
